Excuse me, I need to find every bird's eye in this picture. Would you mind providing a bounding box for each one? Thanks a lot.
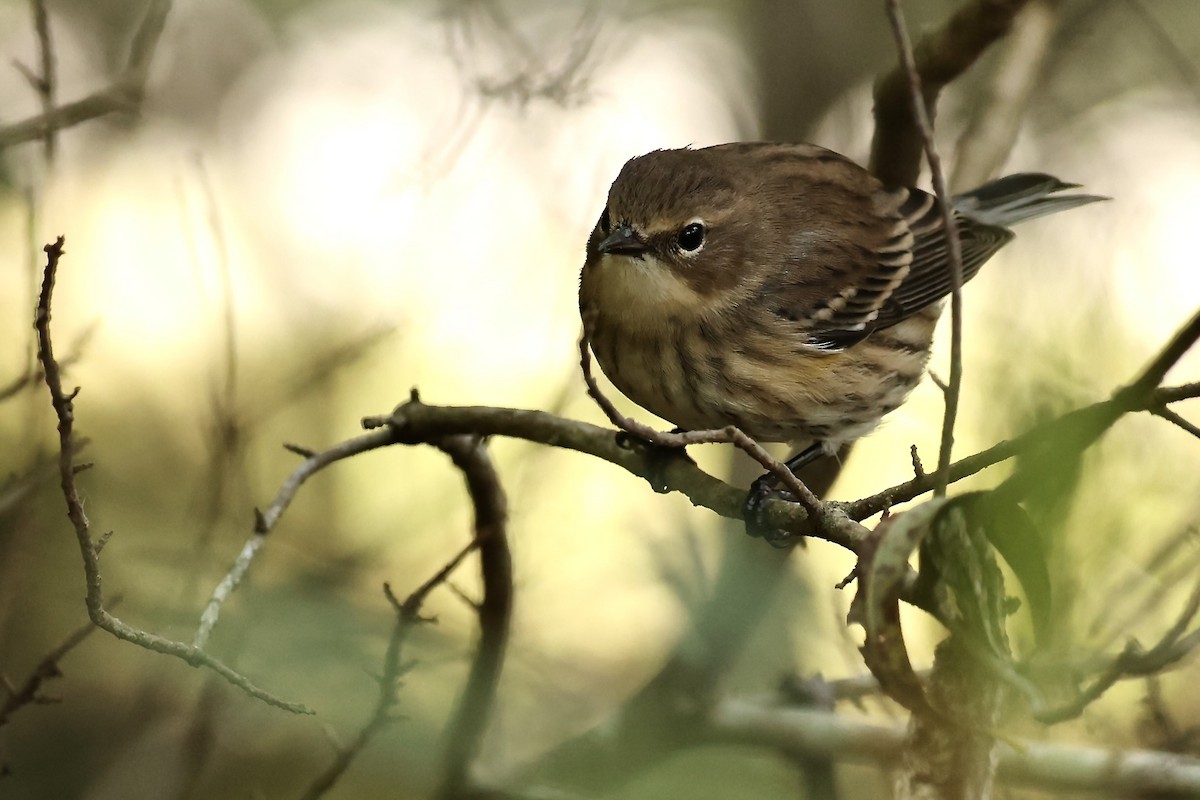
[597,206,611,235]
[677,221,705,252]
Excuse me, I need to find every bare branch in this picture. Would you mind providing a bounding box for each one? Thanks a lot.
[1128,307,1200,396]
[0,606,113,727]
[1152,406,1200,441]
[298,541,477,800]
[191,428,395,648]
[256,429,398,534]
[202,307,1200,650]
[299,437,509,799]
[35,237,310,715]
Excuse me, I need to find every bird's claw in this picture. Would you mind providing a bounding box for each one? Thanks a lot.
[742,476,794,547]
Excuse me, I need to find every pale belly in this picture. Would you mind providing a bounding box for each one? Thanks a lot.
[587,308,937,446]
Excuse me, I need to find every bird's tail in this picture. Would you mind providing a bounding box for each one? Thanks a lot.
[952,173,1108,228]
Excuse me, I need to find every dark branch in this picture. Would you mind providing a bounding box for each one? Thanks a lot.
[883,0,968,501]
[870,0,1032,185]
[435,436,513,799]
[0,609,109,727]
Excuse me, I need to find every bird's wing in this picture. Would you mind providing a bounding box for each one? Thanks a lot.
[760,185,1011,351]
[868,188,1013,331]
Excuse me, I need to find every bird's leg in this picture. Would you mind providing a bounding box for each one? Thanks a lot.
[743,442,828,545]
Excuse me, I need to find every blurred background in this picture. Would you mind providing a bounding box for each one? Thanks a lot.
[2,0,1200,797]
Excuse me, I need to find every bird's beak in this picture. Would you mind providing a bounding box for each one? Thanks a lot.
[597,225,647,257]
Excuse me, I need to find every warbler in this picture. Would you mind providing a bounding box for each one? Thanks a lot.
[579,142,1104,499]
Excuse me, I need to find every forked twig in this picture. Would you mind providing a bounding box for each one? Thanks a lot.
[36,236,310,715]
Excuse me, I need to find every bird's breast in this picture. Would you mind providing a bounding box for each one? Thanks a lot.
[582,266,940,445]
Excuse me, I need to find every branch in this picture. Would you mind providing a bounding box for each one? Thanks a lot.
[370,395,869,552]
[198,311,1200,643]
[845,372,1200,523]
[435,436,513,799]
[35,237,311,715]
[870,0,1032,186]
[192,429,395,649]
[298,436,509,800]
[0,0,172,151]
[996,307,1200,501]
[1152,406,1200,441]
[1128,307,1200,396]
[712,700,1200,795]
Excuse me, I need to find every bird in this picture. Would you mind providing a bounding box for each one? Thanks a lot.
[578,142,1105,531]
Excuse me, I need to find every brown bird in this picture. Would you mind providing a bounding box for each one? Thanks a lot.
[579,142,1105,530]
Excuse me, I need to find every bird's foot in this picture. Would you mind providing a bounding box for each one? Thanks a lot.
[743,474,794,548]
[741,442,831,547]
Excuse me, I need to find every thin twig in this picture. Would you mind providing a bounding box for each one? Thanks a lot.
[0,604,117,727]
[909,445,925,480]
[26,0,57,162]
[191,430,394,648]
[885,0,967,499]
[298,538,481,800]
[1129,308,1200,396]
[1152,406,1200,441]
[35,237,310,715]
